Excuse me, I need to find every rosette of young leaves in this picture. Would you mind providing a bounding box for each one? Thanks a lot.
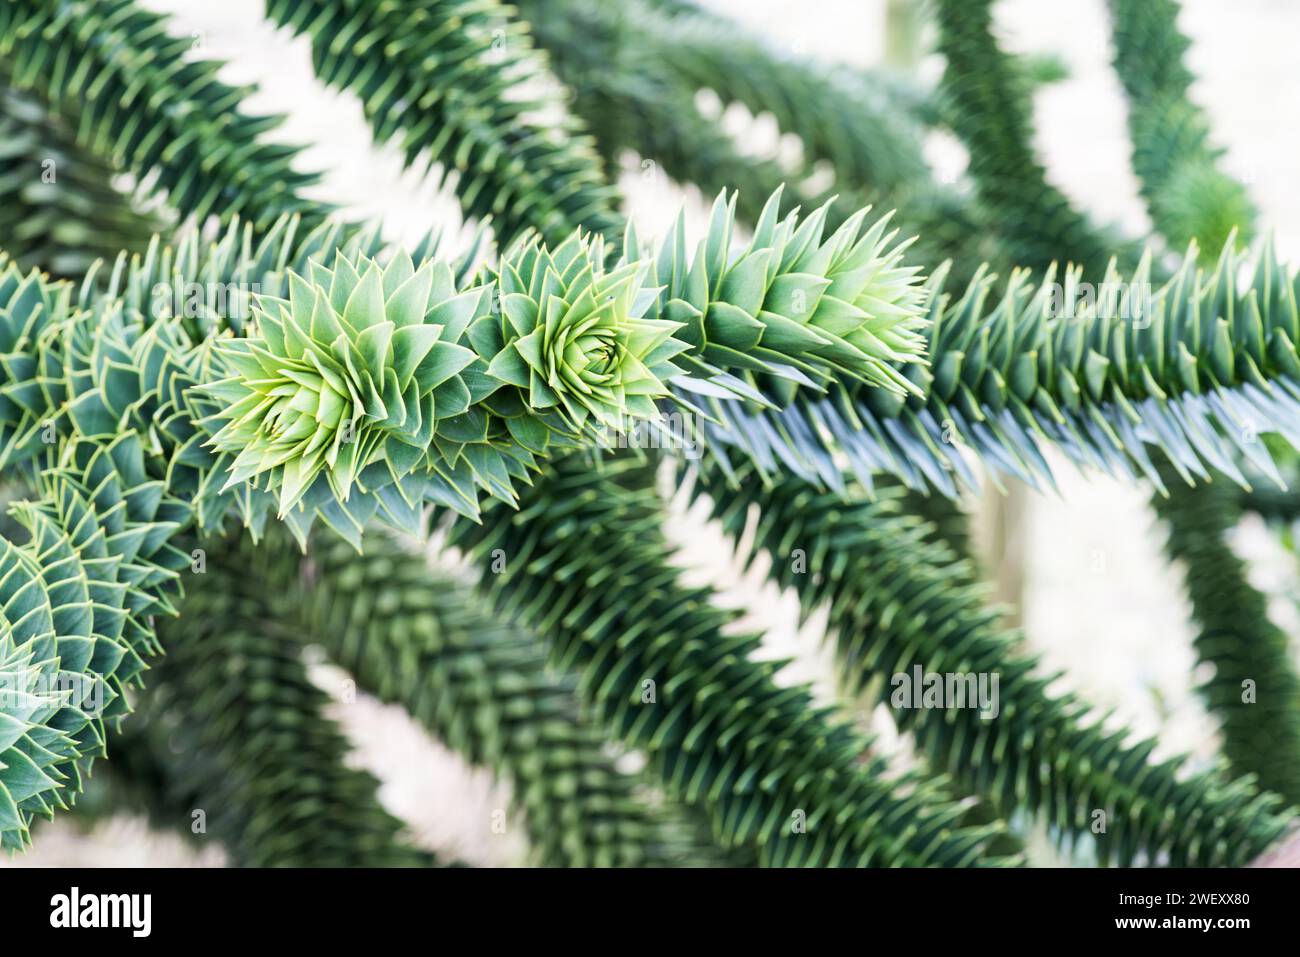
[0,220,404,544]
[478,232,686,433]
[187,195,934,534]
[204,250,484,517]
[648,189,930,405]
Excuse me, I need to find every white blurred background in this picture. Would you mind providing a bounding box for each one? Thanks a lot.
[6,0,1300,867]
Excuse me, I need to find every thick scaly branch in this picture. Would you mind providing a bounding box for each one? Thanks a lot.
[708,239,1300,497]
[0,85,168,277]
[1151,463,1300,805]
[1107,0,1255,255]
[1107,0,1300,802]
[0,184,930,843]
[933,0,1126,276]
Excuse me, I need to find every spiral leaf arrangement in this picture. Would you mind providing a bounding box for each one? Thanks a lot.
[1,0,1298,871]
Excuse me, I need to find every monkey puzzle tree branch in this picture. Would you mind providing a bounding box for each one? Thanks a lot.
[693,456,1293,866]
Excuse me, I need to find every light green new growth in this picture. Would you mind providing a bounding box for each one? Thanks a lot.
[4,0,1300,871]
[644,188,929,402]
[483,234,685,431]
[0,183,934,845]
[206,250,486,516]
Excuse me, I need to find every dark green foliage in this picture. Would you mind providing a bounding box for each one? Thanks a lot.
[1107,0,1300,807]
[451,453,1009,867]
[711,236,1300,502]
[528,0,929,194]
[3,0,1299,871]
[519,0,996,277]
[0,180,931,844]
[240,526,708,867]
[129,535,437,866]
[0,0,328,232]
[693,457,1292,866]
[1152,465,1300,805]
[0,87,167,277]
[262,0,622,245]
[1107,0,1255,255]
[933,0,1123,276]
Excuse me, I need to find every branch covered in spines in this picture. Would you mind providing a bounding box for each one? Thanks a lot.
[262,0,621,245]
[1105,0,1300,805]
[934,0,1125,277]
[707,237,1300,497]
[18,191,1300,525]
[0,432,189,848]
[240,526,710,867]
[543,4,1246,500]
[691,456,1294,866]
[515,0,998,283]
[1,191,927,532]
[0,0,328,232]
[640,189,929,403]
[125,538,438,867]
[449,453,1010,867]
[192,200,927,531]
[12,0,1274,506]
[0,186,932,836]
[0,86,168,277]
[516,0,929,197]
[1152,463,1300,805]
[1107,0,1255,255]
[20,195,1300,534]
